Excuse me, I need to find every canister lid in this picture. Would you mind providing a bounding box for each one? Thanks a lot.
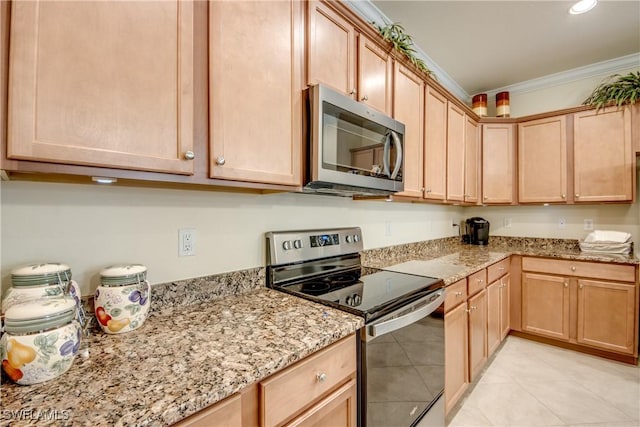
[4,297,77,334]
[11,263,72,287]
[100,264,147,287]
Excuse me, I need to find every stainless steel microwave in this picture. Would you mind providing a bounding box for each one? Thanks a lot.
[305,84,405,196]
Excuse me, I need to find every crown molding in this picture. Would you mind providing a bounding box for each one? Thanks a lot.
[485,53,640,98]
[344,0,470,102]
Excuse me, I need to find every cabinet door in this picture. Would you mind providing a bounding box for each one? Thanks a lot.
[522,273,570,341]
[209,0,302,185]
[357,34,392,115]
[500,274,511,341]
[8,1,194,174]
[482,124,515,204]
[444,302,468,415]
[393,63,425,198]
[307,1,356,97]
[468,289,487,381]
[174,394,242,427]
[577,279,636,355]
[464,116,480,204]
[573,107,633,202]
[286,379,357,427]
[424,86,447,201]
[486,280,501,357]
[446,103,466,202]
[518,115,567,203]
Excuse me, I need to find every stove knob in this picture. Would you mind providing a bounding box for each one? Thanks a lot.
[353,234,360,243]
[293,239,303,249]
[345,296,352,305]
[282,240,292,250]
[353,294,362,305]
[345,235,353,243]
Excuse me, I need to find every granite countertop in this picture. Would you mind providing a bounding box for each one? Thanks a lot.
[0,288,364,426]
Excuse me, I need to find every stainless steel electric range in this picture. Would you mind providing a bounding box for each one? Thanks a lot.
[266,227,446,427]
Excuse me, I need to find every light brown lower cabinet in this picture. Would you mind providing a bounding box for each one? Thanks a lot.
[467,289,487,381]
[521,257,638,359]
[487,273,510,357]
[175,334,356,427]
[444,285,468,414]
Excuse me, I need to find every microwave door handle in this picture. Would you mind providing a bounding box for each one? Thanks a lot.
[382,132,392,177]
[368,290,445,339]
[389,130,402,180]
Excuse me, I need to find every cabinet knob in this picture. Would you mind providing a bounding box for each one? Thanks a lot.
[571,266,576,272]
[455,291,462,297]
[426,188,432,193]
[484,196,488,200]
[349,89,356,95]
[361,95,369,101]
[561,194,566,199]
[316,372,327,382]
[471,305,477,310]
[183,151,195,160]
[579,284,584,289]
[564,282,568,288]
[575,194,580,198]
[421,187,425,192]
[215,156,226,166]
[465,309,472,313]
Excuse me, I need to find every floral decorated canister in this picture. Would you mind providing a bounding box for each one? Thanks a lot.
[95,264,150,334]
[1,297,81,385]
[2,263,81,314]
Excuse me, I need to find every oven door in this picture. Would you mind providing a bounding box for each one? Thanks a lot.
[359,289,445,427]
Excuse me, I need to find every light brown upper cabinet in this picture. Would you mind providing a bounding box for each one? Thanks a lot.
[464,116,481,204]
[423,86,447,201]
[307,1,392,115]
[357,34,393,115]
[446,103,466,202]
[7,1,195,174]
[393,64,425,198]
[573,107,633,202]
[482,123,516,204]
[518,115,568,203]
[209,0,302,186]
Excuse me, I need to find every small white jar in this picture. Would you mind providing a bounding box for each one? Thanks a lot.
[1,297,81,385]
[2,263,81,313]
[94,264,150,334]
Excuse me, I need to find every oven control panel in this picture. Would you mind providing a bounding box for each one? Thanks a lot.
[266,227,364,266]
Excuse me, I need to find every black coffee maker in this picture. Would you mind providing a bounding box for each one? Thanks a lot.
[465,217,490,245]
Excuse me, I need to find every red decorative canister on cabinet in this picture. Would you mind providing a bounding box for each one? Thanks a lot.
[472,93,488,117]
[496,91,510,117]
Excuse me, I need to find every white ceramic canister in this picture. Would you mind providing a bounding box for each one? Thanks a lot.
[1,297,81,385]
[94,264,150,334]
[3,263,82,314]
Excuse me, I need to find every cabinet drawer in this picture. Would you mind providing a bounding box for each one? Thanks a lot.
[175,393,242,427]
[260,335,356,427]
[445,279,468,312]
[468,269,487,296]
[487,258,510,284]
[522,257,635,282]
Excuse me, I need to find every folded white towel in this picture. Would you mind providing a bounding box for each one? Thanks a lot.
[584,230,632,243]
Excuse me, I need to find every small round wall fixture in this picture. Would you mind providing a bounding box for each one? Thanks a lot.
[570,0,597,15]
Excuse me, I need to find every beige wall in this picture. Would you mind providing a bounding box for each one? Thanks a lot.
[0,181,463,295]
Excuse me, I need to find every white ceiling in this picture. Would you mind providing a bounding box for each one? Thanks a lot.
[371,1,640,96]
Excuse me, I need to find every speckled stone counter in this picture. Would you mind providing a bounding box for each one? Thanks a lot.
[0,288,364,426]
[363,236,638,286]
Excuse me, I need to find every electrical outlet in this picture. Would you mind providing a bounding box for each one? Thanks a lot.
[504,217,512,228]
[179,228,196,256]
[558,218,566,229]
[385,221,392,237]
[584,219,594,231]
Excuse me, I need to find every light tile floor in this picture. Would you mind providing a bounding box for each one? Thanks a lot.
[447,336,640,427]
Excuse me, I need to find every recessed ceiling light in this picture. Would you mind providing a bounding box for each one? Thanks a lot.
[570,0,597,15]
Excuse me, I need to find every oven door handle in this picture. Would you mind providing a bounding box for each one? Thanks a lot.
[369,290,444,338]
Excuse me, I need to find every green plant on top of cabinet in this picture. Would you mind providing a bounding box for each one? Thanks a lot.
[518,115,568,203]
[209,0,302,186]
[573,107,633,202]
[307,1,392,115]
[7,0,195,175]
[482,123,517,204]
